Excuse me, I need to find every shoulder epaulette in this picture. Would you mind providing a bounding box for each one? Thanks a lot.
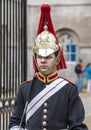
[60,76,76,86]
[20,79,32,86]
[19,73,37,86]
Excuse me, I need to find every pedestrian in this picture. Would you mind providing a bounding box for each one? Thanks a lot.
[74,59,84,92]
[9,3,88,130]
[83,63,91,93]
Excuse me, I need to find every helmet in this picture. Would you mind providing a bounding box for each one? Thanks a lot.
[33,3,66,73]
[33,25,59,57]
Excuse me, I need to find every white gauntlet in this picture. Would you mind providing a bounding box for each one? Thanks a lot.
[10,126,24,130]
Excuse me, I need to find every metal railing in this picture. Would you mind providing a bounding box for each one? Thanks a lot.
[0,0,27,129]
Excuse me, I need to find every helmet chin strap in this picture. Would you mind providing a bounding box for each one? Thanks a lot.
[35,52,60,76]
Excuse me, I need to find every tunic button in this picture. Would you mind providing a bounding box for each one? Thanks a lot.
[43,115,47,119]
[43,109,47,113]
[42,121,47,126]
[44,102,47,107]
[43,128,47,130]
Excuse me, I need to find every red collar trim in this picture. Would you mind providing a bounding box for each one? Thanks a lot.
[37,72,59,83]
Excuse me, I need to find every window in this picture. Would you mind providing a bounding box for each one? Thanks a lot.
[59,34,76,61]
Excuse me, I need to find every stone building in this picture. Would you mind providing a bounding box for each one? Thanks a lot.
[27,0,91,86]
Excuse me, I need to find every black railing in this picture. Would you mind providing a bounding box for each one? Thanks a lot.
[0,0,27,130]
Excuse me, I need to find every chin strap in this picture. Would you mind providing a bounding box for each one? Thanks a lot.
[45,52,60,75]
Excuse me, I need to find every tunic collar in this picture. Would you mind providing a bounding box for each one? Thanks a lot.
[37,72,59,83]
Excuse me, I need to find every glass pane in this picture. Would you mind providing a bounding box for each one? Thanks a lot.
[67,45,70,52]
[71,54,76,61]
[71,45,76,52]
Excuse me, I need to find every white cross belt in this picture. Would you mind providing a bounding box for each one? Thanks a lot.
[26,78,68,122]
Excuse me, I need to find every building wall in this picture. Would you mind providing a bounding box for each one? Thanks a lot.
[27,1,91,86]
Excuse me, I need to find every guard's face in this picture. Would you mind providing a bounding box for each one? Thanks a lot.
[36,53,57,74]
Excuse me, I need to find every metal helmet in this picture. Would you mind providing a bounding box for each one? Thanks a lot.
[33,3,66,73]
[33,25,59,57]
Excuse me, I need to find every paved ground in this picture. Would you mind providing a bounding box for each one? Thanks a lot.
[79,89,91,130]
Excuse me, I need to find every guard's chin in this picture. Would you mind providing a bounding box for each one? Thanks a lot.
[42,70,53,76]
[41,71,49,75]
[38,67,52,75]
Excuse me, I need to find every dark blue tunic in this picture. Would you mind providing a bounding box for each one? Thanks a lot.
[9,75,88,130]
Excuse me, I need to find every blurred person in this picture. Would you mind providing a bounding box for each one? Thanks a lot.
[83,63,91,93]
[9,4,88,130]
[75,59,84,92]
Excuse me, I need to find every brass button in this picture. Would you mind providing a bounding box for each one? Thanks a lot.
[43,109,47,113]
[44,102,47,107]
[42,121,47,126]
[43,128,47,130]
[43,115,47,119]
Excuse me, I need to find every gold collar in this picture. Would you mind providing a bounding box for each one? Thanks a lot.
[37,72,59,83]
